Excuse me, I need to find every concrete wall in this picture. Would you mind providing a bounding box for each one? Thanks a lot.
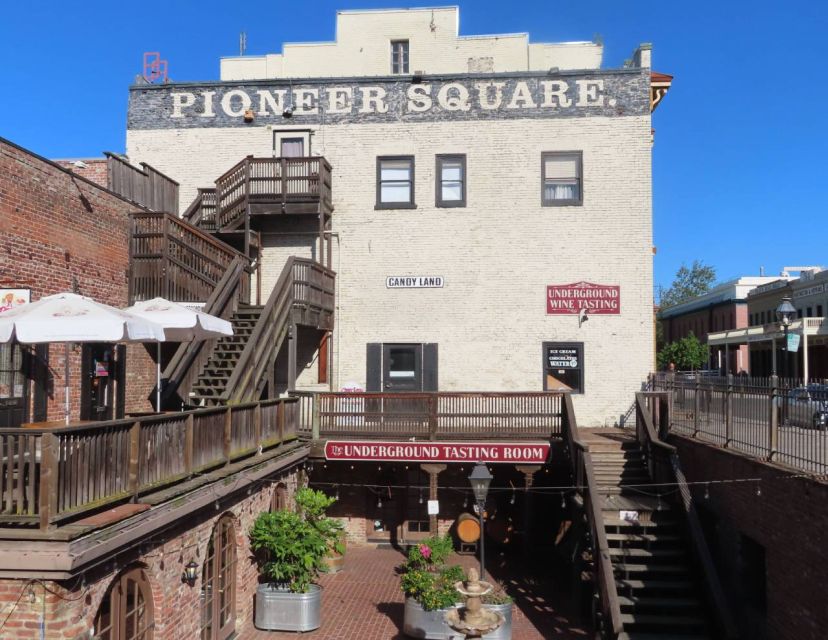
[220,7,601,81]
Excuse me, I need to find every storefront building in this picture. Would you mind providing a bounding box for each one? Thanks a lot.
[125,6,669,426]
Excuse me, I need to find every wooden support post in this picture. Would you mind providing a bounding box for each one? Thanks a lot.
[278,401,286,445]
[516,465,541,561]
[254,403,262,453]
[769,374,779,459]
[428,394,438,441]
[128,421,141,499]
[38,433,59,530]
[184,413,194,475]
[288,323,297,392]
[725,374,733,447]
[312,394,321,440]
[420,463,447,535]
[224,407,232,464]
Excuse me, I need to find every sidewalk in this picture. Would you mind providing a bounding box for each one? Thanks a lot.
[239,545,590,639]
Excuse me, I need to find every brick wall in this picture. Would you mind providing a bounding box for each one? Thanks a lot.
[670,435,828,640]
[0,138,155,418]
[0,468,299,639]
[53,159,109,189]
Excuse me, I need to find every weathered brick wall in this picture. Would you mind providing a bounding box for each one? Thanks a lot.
[0,138,155,418]
[670,435,828,640]
[0,468,299,639]
[53,159,109,189]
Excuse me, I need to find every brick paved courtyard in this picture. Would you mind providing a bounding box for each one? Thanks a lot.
[239,545,591,639]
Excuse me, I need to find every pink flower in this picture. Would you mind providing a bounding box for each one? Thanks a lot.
[419,544,432,560]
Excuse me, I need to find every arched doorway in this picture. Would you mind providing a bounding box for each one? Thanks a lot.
[200,515,237,640]
[93,566,154,639]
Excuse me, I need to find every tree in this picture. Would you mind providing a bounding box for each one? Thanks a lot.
[657,332,710,371]
[659,260,717,309]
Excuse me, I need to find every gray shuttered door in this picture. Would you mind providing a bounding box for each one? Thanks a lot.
[366,343,382,392]
[422,343,438,391]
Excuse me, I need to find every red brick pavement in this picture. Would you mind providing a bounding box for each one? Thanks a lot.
[238,546,590,639]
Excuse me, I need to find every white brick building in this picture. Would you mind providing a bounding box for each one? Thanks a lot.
[126,6,669,425]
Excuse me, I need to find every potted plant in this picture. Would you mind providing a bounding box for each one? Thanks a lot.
[400,535,464,639]
[481,586,514,640]
[294,487,346,574]
[250,487,339,631]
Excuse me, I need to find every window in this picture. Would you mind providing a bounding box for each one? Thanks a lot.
[542,152,582,206]
[273,129,311,157]
[807,307,813,317]
[376,156,415,209]
[391,40,409,74]
[797,308,803,318]
[93,566,154,640]
[436,155,466,207]
[818,305,824,317]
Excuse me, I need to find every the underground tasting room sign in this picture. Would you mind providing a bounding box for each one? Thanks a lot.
[546,282,620,315]
[324,441,550,464]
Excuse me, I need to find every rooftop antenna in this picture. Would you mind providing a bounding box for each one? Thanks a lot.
[239,31,247,56]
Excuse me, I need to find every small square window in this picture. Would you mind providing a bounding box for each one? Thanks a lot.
[542,152,582,206]
[391,40,409,74]
[376,156,415,209]
[436,155,466,207]
[817,305,823,317]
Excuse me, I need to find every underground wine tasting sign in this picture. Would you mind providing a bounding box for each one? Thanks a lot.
[324,441,550,464]
[546,282,620,315]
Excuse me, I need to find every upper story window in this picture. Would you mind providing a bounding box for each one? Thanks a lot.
[391,40,410,74]
[542,151,583,206]
[377,156,415,209]
[436,155,466,207]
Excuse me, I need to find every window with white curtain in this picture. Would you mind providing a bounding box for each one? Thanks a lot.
[377,156,415,208]
[542,151,583,206]
[436,155,466,207]
[391,40,409,74]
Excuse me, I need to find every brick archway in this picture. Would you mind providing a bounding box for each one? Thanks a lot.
[92,565,155,639]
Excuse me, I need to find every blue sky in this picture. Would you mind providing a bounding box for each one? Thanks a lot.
[1,1,825,293]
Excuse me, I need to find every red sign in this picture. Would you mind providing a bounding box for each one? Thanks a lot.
[546,282,620,315]
[324,441,550,464]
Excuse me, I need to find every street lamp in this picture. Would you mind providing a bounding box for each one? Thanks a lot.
[469,463,493,579]
[775,297,796,380]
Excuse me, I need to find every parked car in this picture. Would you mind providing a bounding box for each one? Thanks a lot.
[776,385,828,430]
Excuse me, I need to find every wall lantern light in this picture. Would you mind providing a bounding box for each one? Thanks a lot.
[182,560,199,585]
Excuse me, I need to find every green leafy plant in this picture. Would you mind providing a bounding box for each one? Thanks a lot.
[249,488,340,593]
[399,535,464,610]
[406,534,454,569]
[657,331,710,371]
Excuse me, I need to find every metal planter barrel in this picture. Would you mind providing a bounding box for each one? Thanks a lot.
[403,598,458,639]
[482,603,513,640]
[255,583,321,632]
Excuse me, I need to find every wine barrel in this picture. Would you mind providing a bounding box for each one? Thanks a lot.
[456,512,481,543]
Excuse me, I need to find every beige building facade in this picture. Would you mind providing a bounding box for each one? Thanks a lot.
[126,7,664,425]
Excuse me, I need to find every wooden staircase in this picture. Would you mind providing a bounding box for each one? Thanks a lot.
[586,431,711,639]
[189,305,264,405]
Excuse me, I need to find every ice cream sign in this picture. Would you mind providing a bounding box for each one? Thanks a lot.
[546,282,620,315]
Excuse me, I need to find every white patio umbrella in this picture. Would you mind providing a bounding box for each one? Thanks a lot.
[0,292,166,424]
[123,298,233,411]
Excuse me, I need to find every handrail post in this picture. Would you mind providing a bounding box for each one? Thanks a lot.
[184,413,194,476]
[725,373,733,447]
[38,433,59,530]
[692,373,700,437]
[277,401,285,446]
[128,421,141,500]
[254,402,262,453]
[769,374,779,459]
[312,394,321,440]
[224,407,232,464]
[428,394,438,441]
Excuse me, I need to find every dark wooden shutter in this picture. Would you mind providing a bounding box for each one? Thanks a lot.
[366,343,382,392]
[422,344,438,391]
[116,345,126,419]
[32,344,49,423]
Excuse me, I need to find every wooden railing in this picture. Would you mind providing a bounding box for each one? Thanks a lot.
[106,153,179,214]
[215,156,333,230]
[312,392,562,440]
[129,212,248,304]
[635,392,738,640]
[0,398,299,530]
[223,258,335,403]
[162,257,250,408]
[561,394,623,639]
[182,188,218,231]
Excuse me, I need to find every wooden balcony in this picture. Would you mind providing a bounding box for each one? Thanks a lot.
[215,156,333,231]
[0,398,299,531]
[293,392,565,441]
[129,212,250,304]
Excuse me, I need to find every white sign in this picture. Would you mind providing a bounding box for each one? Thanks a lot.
[787,333,801,353]
[0,289,30,314]
[427,500,440,516]
[386,276,444,289]
[620,510,640,523]
[794,284,825,299]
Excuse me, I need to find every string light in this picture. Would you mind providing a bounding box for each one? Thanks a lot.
[756,482,762,497]
[419,491,423,505]
[560,493,566,509]
[704,484,710,500]
[509,491,516,505]
[377,496,382,508]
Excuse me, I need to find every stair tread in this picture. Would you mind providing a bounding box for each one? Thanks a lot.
[615,563,690,573]
[618,595,701,607]
[616,579,693,590]
[603,518,676,528]
[619,633,709,640]
[609,548,684,558]
[620,612,706,626]
[607,533,681,542]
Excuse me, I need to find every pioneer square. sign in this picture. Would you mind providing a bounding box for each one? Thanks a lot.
[546,282,621,315]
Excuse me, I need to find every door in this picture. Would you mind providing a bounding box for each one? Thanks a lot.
[93,567,154,640]
[200,516,237,640]
[280,137,305,157]
[0,343,28,428]
[82,344,123,421]
[383,344,421,392]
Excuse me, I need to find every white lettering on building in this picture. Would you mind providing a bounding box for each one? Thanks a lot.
[220,89,251,117]
[539,80,571,108]
[359,87,388,113]
[256,89,287,116]
[293,88,319,114]
[476,82,506,110]
[406,85,433,112]
[506,81,537,109]
[171,92,196,118]
[437,83,471,111]
[199,91,216,118]
[327,87,353,113]
[576,79,605,107]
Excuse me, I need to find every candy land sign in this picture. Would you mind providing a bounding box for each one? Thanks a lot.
[546,282,620,315]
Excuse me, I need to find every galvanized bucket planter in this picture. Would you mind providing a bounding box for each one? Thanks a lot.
[403,597,459,639]
[254,583,322,632]
[482,603,513,640]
